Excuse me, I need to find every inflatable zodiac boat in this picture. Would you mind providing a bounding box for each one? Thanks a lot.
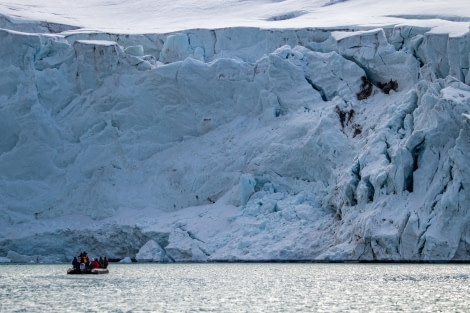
[67,267,109,274]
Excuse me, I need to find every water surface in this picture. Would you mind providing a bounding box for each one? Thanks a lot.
[1,263,469,312]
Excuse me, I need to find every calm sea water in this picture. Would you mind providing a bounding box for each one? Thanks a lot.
[1,263,469,312]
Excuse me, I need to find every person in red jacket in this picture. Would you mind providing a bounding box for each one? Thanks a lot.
[91,258,100,269]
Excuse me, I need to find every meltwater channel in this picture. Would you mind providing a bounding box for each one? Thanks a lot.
[1,263,470,312]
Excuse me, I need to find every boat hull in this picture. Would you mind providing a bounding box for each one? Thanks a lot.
[67,268,109,274]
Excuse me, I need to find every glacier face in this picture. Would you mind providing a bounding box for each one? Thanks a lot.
[0,19,470,263]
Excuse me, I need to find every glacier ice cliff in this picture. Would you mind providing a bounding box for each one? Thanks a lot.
[0,19,469,263]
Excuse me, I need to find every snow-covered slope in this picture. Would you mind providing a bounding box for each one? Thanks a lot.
[0,0,470,263]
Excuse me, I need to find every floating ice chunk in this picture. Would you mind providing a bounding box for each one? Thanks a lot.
[119,256,133,263]
[136,240,170,262]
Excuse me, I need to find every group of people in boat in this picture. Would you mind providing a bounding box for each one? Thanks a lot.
[72,251,109,273]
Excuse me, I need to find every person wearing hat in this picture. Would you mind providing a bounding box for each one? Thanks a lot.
[82,252,89,268]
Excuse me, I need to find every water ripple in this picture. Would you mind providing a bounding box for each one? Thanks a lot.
[1,263,470,312]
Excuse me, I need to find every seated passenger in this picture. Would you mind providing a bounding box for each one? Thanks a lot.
[72,257,80,270]
[80,262,86,273]
[82,252,89,268]
[91,258,100,269]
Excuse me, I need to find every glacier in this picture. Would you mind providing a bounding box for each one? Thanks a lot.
[0,0,470,263]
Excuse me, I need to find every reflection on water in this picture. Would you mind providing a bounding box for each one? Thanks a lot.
[1,263,469,312]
